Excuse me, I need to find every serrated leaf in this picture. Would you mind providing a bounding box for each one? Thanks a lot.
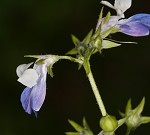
[103,12,111,24]
[102,40,121,49]
[71,35,80,46]
[66,48,77,55]
[82,29,93,45]
[68,120,84,132]
[65,132,80,135]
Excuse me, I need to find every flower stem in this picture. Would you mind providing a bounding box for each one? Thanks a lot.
[84,63,107,116]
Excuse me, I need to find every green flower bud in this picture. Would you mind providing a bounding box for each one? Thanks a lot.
[100,115,118,132]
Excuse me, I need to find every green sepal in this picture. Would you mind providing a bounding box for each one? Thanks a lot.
[125,99,132,115]
[101,27,117,38]
[35,59,46,65]
[92,25,101,39]
[71,34,80,46]
[65,132,80,135]
[83,117,90,130]
[84,59,91,75]
[102,40,121,49]
[82,29,93,45]
[140,117,150,124]
[24,55,42,58]
[68,119,84,132]
[103,12,111,24]
[47,66,53,77]
[98,7,104,22]
[133,97,145,115]
[66,48,78,55]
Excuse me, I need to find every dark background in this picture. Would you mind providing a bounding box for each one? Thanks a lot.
[0,0,150,135]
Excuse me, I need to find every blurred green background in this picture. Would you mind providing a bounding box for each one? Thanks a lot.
[0,0,150,135]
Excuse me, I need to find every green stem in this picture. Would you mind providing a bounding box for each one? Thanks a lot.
[84,63,107,116]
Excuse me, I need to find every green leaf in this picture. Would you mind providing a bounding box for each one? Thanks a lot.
[47,66,53,77]
[103,12,111,24]
[102,40,121,49]
[68,120,84,132]
[71,34,80,46]
[82,29,93,45]
[65,132,80,135]
[66,48,77,55]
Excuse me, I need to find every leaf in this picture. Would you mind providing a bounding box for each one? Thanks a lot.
[68,119,84,132]
[71,34,80,46]
[102,40,121,49]
[82,29,93,45]
[66,48,77,55]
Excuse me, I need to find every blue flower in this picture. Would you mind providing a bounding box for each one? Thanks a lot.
[16,56,58,116]
[117,14,150,36]
[20,64,47,116]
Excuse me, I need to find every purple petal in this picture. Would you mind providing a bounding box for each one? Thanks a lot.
[31,78,46,112]
[119,22,149,36]
[20,87,32,114]
[127,14,150,28]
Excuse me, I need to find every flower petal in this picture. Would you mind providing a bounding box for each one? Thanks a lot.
[17,69,39,88]
[127,14,150,28]
[31,78,46,112]
[100,1,115,9]
[119,22,149,36]
[114,0,132,13]
[20,87,32,114]
[16,62,33,77]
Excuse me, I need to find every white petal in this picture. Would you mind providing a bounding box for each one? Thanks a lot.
[114,0,132,13]
[16,62,33,77]
[100,1,115,9]
[18,69,39,88]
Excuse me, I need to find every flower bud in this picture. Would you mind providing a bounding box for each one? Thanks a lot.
[100,115,118,132]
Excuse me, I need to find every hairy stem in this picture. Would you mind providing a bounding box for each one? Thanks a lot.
[84,63,107,116]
